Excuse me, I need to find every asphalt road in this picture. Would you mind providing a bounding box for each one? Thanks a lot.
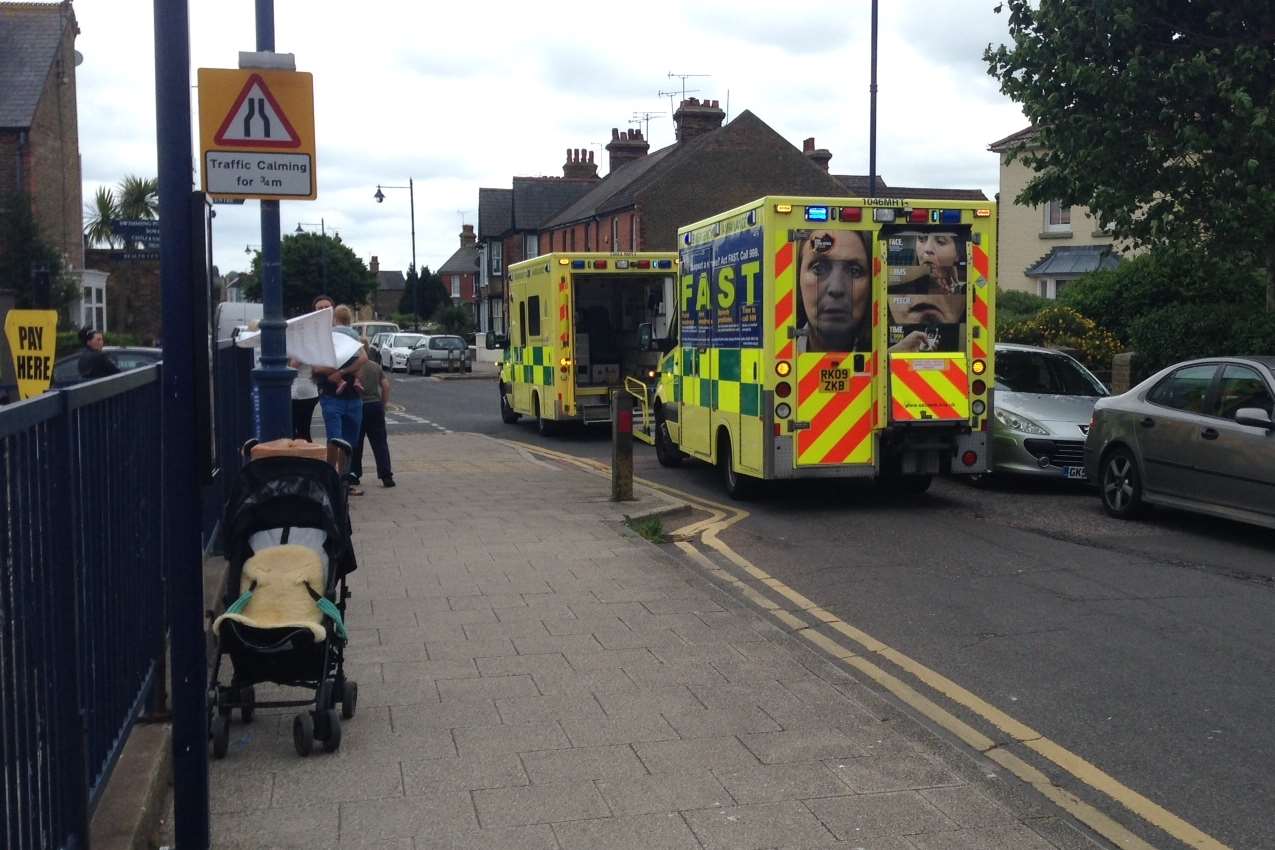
[385,370,1275,850]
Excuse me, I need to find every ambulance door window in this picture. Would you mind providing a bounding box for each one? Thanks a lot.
[528,296,542,338]
[519,301,527,347]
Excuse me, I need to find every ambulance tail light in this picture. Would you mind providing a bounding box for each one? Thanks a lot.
[940,210,962,224]
[775,402,792,419]
[971,400,986,416]
[592,260,608,269]
[975,208,992,218]
[972,359,987,375]
[636,259,651,268]
[972,379,986,396]
[558,258,570,265]
[871,208,896,223]
[961,450,979,467]
[804,206,830,222]
[838,207,862,222]
[655,259,673,269]
[775,203,794,213]
[615,259,630,269]
[775,361,792,377]
[775,382,792,399]
[571,260,586,269]
[908,209,929,223]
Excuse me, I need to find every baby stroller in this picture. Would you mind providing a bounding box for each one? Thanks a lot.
[209,439,359,758]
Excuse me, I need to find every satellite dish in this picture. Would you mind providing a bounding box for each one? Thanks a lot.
[74,49,83,66]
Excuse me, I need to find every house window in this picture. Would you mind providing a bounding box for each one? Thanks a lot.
[524,233,538,257]
[451,275,461,298]
[491,242,503,275]
[1038,280,1048,298]
[1054,279,1072,298]
[1044,201,1071,234]
[81,280,106,331]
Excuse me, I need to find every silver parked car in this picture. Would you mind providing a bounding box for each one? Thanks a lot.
[990,344,1108,479]
[1084,356,1275,528]
[406,335,472,375]
[378,333,427,373]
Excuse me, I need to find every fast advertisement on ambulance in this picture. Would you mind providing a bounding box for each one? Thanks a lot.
[680,225,764,348]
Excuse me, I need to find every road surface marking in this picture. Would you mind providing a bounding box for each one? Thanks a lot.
[499,438,1231,850]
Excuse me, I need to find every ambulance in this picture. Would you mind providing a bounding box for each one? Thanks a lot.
[637,195,997,498]
[493,252,680,434]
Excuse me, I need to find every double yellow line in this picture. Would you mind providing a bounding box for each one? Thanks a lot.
[500,439,1229,850]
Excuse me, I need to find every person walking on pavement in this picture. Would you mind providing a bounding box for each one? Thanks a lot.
[312,305,367,492]
[290,355,319,441]
[77,328,120,380]
[351,347,395,488]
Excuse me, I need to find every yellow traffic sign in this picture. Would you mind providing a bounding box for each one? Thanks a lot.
[4,310,58,399]
[198,67,316,200]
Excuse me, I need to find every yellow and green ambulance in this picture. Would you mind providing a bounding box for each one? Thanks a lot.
[643,195,997,498]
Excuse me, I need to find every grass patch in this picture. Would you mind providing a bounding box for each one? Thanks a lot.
[624,514,667,544]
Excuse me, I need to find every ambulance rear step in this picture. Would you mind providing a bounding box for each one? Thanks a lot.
[579,399,649,429]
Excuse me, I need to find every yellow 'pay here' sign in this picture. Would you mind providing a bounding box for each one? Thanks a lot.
[4,310,58,400]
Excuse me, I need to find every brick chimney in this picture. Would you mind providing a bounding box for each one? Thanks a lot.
[370,255,379,274]
[459,224,476,248]
[562,148,599,179]
[673,98,726,143]
[803,137,832,172]
[606,127,649,172]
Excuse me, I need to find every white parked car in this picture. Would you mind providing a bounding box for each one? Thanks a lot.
[378,333,426,373]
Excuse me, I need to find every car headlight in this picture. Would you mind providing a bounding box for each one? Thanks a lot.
[994,408,1049,435]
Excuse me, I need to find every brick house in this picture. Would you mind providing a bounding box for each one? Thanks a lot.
[367,256,405,320]
[476,157,599,334]
[989,125,1123,297]
[438,224,480,325]
[539,99,847,251]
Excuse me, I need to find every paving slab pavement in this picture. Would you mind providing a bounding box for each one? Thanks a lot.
[206,432,1105,850]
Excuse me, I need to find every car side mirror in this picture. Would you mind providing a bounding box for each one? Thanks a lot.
[486,332,508,350]
[637,322,653,352]
[1235,407,1274,429]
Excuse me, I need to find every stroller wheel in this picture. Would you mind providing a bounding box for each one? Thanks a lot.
[322,709,342,753]
[211,713,230,759]
[341,680,358,720]
[240,686,256,723]
[293,713,314,757]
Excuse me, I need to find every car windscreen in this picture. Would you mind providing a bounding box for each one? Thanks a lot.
[391,334,425,348]
[995,351,1106,396]
[430,337,466,350]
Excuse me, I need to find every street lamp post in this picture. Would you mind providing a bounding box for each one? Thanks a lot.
[374,180,417,327]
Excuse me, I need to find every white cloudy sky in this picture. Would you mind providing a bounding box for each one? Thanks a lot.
[74,0,1027,279]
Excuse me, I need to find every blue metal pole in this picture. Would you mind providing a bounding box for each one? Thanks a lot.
[153,0,209,846]
[253,0,294,441]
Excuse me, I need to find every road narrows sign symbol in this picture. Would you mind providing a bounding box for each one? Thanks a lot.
[213,73,301,148]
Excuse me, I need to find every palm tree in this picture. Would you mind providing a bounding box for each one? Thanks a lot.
[117,175,158,220]
[84,186,119,248]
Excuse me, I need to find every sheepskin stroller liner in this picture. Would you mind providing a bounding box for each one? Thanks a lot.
[208,445,359,757]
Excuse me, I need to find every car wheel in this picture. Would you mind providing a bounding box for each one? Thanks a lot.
[654,408,683,468]
[1101,447,1144,519]
[500,384,520,423]
[718,431,758,500]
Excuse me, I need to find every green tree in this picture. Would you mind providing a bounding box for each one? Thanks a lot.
[432,303,475,335]
[117,175,159,220]
[986,1,1275,308]
[84,186,120,248]
[241,232,375,315]
[398,265,449,322]
[0,192,79,314]
[999,305,1122,373]
[996,288,1052,327]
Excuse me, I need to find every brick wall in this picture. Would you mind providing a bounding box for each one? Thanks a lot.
[86,251,162,343]
[26,16,82,270]
[0,134,21,198]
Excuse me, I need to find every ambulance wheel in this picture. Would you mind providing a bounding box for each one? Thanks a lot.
[719,433,758,500]
[211,712,230,759]
[240,686,255,723]
[322,710,342,753]
[341,680,358,719]
[293,713,314,757]
[654,409,683,468]
[500,384,520,423]
[535,396,558,436]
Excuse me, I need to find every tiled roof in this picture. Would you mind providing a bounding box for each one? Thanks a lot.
[477,187,512,240]
[832,175,891,194]
[511,177,597,231]
[988,125,1039,152]
[882,185,989,201]
[376,270,405,291]
[438,244,479,275]
[1025,244,1120,278]
[0,2,74,128]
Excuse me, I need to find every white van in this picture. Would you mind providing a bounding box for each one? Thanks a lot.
[215,302,264,341]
